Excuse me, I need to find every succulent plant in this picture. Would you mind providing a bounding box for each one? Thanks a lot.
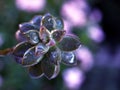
[1,13,81,79]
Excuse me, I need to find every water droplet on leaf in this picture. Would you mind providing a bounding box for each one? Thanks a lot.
[61,52,77,66]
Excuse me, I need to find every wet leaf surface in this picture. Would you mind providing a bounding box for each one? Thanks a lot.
[13,42,33,57]
[54,18,64,30]
[51,30,66,42]
[24,30,40,44]
[61,51,77,66]
[39,26,50,44]
[19,22,39,33]
[28,62,44,79]
[22,47,43,67]
[46,46,61,65]
[58,35,81,51]
[15,30,27,42]
[35,43,49,56]
[41,13,55,31]
[41,57,60,80]
[30,15,42,28]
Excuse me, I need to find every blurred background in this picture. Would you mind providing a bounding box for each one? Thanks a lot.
[0,0,120,90]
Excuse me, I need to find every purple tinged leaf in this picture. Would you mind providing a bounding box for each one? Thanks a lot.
[51,30,66,42]
[22,46,43,67]
[14,56,23,64]
[28,62,44,79]
[41,13,55,31]
[13,42,33,64]
[19,22,39,33]
[15,30,27,42]
[13,42,33,57]
[41,57,60,80]
[35,43,49,56]
[58,35,81,51]
[24,30,40,44]
[30,15,42,28]
[39,26,51,44]
[61,52,77,66]
[47,46,61,65]
[54,18,64,30]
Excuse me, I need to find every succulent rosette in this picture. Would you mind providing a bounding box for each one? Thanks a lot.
[13,13,81,79]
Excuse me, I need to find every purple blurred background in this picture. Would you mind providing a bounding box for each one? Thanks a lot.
[0,0,120,90]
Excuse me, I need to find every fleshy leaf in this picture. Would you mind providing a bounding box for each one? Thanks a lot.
[14,56,22,64]
[35,43,49,56]
[22,46,43,67]
[13,42,33,64]
[13,42,33,57]
[51,30,66,42]
[15,30,27,42]
[58,35,81,51]
[24,30,40,44]
[54,18,64,30]
[28,62,44,79]
[61,52,77,66]
[47,46,61,65]
[30,15,42,28]
[41,13,55,31]
[39,26,51,44]
[41,57,60,80]
[19,22,39,33]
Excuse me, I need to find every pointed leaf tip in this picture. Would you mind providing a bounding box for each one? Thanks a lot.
[51,30,66,42]
[19,22,38,33]
[22,47,43,67]
[58,35,81,51]
[41,13,55,31]
[30,15,42,28]
[28,62,44,79]
[41,58,60,79]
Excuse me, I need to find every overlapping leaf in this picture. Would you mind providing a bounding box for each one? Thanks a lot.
[58,35,81,51]
[28,62,44,79]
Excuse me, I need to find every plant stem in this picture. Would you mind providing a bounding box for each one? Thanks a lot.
[0,48,14,56]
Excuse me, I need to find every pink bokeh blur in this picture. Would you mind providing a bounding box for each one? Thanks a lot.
[63,67,85,90]
[87,25,105,43]
[15,0,46,12]
[61,0,88,27]
[63,19,72,33]
[76,47,94,71]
